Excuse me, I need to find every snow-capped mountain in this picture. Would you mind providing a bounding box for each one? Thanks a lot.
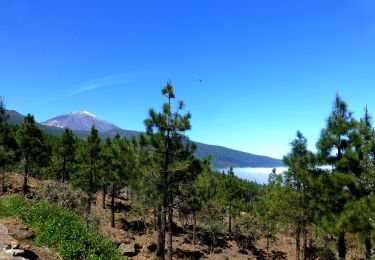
[41,110,121,132]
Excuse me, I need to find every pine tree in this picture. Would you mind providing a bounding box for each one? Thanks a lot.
[59,128,77,182]
[218,167,246,235]
[283,131,315,260]
[0,97,19,194]
[353,106,375,259]
[16,114,45,195]
[74,125,101,214]
[99,137,113,209]
[316,93,358,259]
[253,170,285,260]
[143,82,196,260]
[99,135,131,224]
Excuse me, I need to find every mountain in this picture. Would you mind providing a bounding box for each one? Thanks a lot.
[7,110,283,168]
[6,110,91,138]
[41,110,120,132]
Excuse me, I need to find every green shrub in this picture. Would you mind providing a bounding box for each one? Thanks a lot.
[0,195,124,259]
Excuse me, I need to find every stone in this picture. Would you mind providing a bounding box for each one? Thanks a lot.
[8,227,35,241]
[118,187,128,200]
[0,243,10,250]
[118,243,139,257]
[147,243,157,253]
[10,240,20,249]
[4,249,25,256]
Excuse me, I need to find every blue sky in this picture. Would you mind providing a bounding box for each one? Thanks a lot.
[1,0,375,159]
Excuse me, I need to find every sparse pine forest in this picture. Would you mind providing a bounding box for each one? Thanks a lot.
[1,86,375,260]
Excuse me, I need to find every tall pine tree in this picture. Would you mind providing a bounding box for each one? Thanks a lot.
[58,128,77,182]
[283,131,315,260]
[16,114,45,195]
[74,126,101,214]
[316,93,358,259]
[0,97,19,194]
[143,82,196,260]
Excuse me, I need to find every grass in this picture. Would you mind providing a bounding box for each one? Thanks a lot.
[0,195,124,259]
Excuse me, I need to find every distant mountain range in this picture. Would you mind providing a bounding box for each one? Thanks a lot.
[6,109,283,169]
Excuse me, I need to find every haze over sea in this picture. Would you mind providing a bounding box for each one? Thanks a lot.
[223,167,288,184]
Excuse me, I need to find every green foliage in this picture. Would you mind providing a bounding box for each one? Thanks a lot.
[0,99,19,169]
[57,128,77,182]
[16,114,49,194]
[233,214,260,251]
[0,98,19,193]
[142,82,198,257]
[73,126,101,213]
[252,171,285,239]
[16,114,47,168]
[0,195,123,259]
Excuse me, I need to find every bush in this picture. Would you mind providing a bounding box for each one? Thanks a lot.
[0,195,124,260]
[233,214,260,252]
[35,180,88,215]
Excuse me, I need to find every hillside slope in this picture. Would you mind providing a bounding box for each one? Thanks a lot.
[194,142,283,168]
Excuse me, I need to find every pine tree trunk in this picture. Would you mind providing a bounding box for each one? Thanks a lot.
[338,231,346,259]
[303,226,307,260]
[1,171,5,195]
[87,167,93,215]
[62,155,66,182]
[167,206,173,260]
[87,190,92,215]
[192,213,196,247]
[266,231,270,260]
[296,224,301,260]
[365,236,372,260]
[157,204,166,260]
[111,184,115,228]
[228,205,232,234]
[154,207,157,231]
[23,156,29,196]
[102,185,107,209]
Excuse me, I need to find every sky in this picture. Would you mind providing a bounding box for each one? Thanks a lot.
[1,0,375,159]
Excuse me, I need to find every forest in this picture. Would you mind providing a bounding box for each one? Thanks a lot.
[1,83,375,260]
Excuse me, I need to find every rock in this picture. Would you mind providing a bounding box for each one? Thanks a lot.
[0,243,10,250]
[147,243,157,253]
[4,249,25,256]
[171,221,184,235]
[10,240,20,249]
[118,187,128,200]
[118,243,140,257]
[8,227,35,241]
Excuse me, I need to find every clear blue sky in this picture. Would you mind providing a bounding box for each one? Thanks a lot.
[1,0,375,159]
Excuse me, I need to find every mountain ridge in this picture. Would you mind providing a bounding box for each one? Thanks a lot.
[6,110,283,168]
